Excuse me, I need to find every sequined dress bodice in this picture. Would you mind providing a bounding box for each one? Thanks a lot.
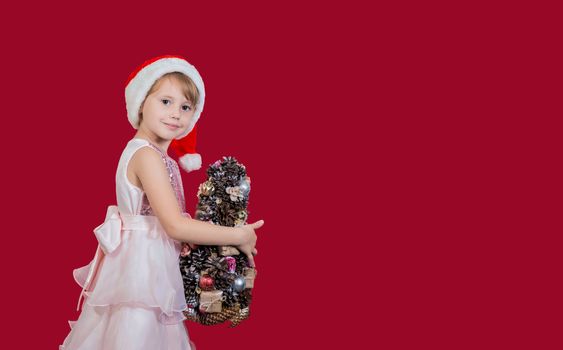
[139,142,186,215]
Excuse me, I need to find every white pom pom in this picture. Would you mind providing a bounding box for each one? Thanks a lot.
[178,153,202,173]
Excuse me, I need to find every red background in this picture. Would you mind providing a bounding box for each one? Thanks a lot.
[1,1,560,349]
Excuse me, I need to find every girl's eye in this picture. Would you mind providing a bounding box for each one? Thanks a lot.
[162,99,191,111]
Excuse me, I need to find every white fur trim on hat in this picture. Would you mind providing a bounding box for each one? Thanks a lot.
[125,57,205,140]
[178,153,202,172]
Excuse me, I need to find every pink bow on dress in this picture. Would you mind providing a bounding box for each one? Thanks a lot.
[75,205,123,311]
[93,205,123,255]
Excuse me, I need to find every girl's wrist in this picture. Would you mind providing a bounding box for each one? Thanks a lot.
[233,227,245,245]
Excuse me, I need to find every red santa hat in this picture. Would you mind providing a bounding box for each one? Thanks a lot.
[125,54,205,172]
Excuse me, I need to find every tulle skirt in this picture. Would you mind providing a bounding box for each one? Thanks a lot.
[60,211,196,349]
[59,301,196,350]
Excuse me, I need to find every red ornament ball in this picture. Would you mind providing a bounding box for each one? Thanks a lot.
[199,275,215,290]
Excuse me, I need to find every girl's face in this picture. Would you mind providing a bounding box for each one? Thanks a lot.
[138,77,196,141]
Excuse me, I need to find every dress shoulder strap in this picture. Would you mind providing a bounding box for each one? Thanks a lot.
[144,142,169,161]
[118,139,168,191]
[126,138,170,161]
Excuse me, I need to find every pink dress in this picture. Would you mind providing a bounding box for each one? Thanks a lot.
[60,138,196,350]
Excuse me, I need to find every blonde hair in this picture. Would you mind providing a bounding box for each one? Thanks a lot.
[139,72,200,123]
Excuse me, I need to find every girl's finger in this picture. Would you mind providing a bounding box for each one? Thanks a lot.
[247,254,255,267]
[253,220,264,229]
[252,248,258,255]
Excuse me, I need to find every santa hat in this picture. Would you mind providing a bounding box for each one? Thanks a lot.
[125,54,205,172]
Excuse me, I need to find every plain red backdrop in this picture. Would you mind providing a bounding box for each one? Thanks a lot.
[1,1,561,349]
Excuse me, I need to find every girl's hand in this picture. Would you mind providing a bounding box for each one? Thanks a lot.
[236,220,264,267]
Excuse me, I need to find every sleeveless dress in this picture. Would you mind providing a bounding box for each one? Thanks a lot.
[60,138,196,350]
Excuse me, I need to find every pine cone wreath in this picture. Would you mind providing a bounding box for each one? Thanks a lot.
[179,156,258,327]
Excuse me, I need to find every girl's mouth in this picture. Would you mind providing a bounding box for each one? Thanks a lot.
[163,122,179,130]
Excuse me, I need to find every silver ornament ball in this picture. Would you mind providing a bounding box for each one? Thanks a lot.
[232,275,246,292]
[239,179,250,195]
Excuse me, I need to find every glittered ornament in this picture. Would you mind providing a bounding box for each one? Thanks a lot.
[197,180,214,197]
[199,275,215,291]
[226,256,236,273]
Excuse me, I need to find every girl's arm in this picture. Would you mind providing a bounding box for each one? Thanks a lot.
[174,216,243,246]
[132,146,243,246]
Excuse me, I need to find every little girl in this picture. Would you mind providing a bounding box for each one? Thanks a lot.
[59,55,264,350]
